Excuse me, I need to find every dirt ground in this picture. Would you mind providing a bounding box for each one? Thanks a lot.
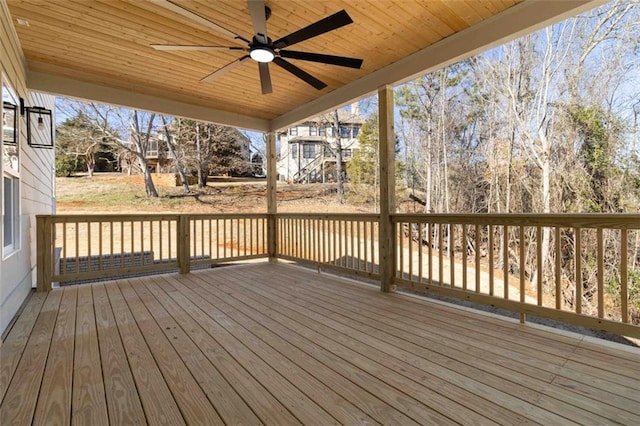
[56,173,376,215]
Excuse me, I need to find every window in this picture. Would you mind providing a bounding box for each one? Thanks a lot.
[352,125,360,137]
[302,144,316,158]
[3,176,19,252]
[289,127,298,136]
[2,102,17,145]
[2,81,20,256]
[291,143,298,159]
[340,126,350,138]
[319,126,326,136]
[309,125,317,136]
[342,149,352,158]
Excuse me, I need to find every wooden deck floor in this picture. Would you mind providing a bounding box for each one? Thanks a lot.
[1,263,639,425]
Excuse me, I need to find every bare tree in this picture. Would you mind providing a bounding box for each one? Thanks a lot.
[64,101,160,197]
[160,116,190,193]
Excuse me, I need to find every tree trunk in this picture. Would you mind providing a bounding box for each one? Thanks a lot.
[196,124,205,188]
[161,116,190,194]
[139,157,158,197]
[332,110,344,203]
[424,114,432,213]
[199,169,208,187]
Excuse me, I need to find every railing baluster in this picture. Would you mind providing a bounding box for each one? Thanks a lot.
[339,220,343,266]
[450,225,455,288]
[149,220,154,266]
[575,227,582,314]
[62,223,67,276]
[159,220,163,261]
[408,222,413,283]
[428,222,433,286]
[621,229,628,323]
[438,223,443,286]
[399,222,404,280]
[520,225,526,306]
[555,227,562,310]
[370,221,375,273]
[99,221,103,272]
[597,228,604,318]
[418,222,423,284]
[140,219,144,261]
[536,226,542,306]
[475,224,481,293]
[503,225,509,300]
[488,224,493,296]
[462,224,467,291]
[75,221,80,273]
[323,219,327,264]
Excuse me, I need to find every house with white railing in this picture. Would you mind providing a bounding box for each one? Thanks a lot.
[276,105,364,183]
[1,1,638,424]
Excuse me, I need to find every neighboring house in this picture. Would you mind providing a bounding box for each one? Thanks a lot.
[1,9,55,337]
[276,104,364,183]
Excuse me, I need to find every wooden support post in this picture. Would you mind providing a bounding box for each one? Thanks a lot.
[36,215,53,292]
[378,85,396,292]
[178,214,190,274]
[266,132,278,262]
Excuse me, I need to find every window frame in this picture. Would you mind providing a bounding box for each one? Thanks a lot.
[2,78,21,257]
[302,143,316,159]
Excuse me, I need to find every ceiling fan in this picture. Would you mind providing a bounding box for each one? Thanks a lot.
[150,0,364,94]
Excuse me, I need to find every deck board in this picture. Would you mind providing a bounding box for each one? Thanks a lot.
[0,291,47,403]
[73,284,109,425]
[1,290,62,425]
[92,283,147,425]
[1,263,638,425]
[33,286,77,425]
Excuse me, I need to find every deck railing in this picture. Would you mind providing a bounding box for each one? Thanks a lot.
[37,212,639,337]
[36,214,268,288]
[392,214,640,338]
[276,213,380,279]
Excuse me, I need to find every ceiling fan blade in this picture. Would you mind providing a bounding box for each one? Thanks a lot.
[273,57,327,90]
[151,0,249,44]
[273,10,353,49]
[151,44,246,52]
[247,0,268,44]
[258,62,273,94]
[279,50,363,69]
[200,56,250,83]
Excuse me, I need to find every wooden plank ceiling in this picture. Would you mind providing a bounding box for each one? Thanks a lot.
[5,0,599,131]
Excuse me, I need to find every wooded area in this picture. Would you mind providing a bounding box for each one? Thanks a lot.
[386,0,640,325]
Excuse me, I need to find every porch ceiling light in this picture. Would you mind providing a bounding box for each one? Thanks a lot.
[250,46,275,63]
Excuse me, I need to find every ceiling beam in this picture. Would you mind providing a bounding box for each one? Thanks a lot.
[27,71,270,132]
[270,0,605,132]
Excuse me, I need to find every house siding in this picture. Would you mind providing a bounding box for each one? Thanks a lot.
[1,2,55,336]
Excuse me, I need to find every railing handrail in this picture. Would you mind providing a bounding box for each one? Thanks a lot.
[392,213,640,228]
[278,213,379,220]
[39,213,270,221]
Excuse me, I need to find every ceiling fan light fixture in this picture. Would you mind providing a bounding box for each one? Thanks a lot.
[250,46,275,63]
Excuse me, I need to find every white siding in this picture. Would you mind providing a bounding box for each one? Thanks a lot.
[1,2,55,336]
